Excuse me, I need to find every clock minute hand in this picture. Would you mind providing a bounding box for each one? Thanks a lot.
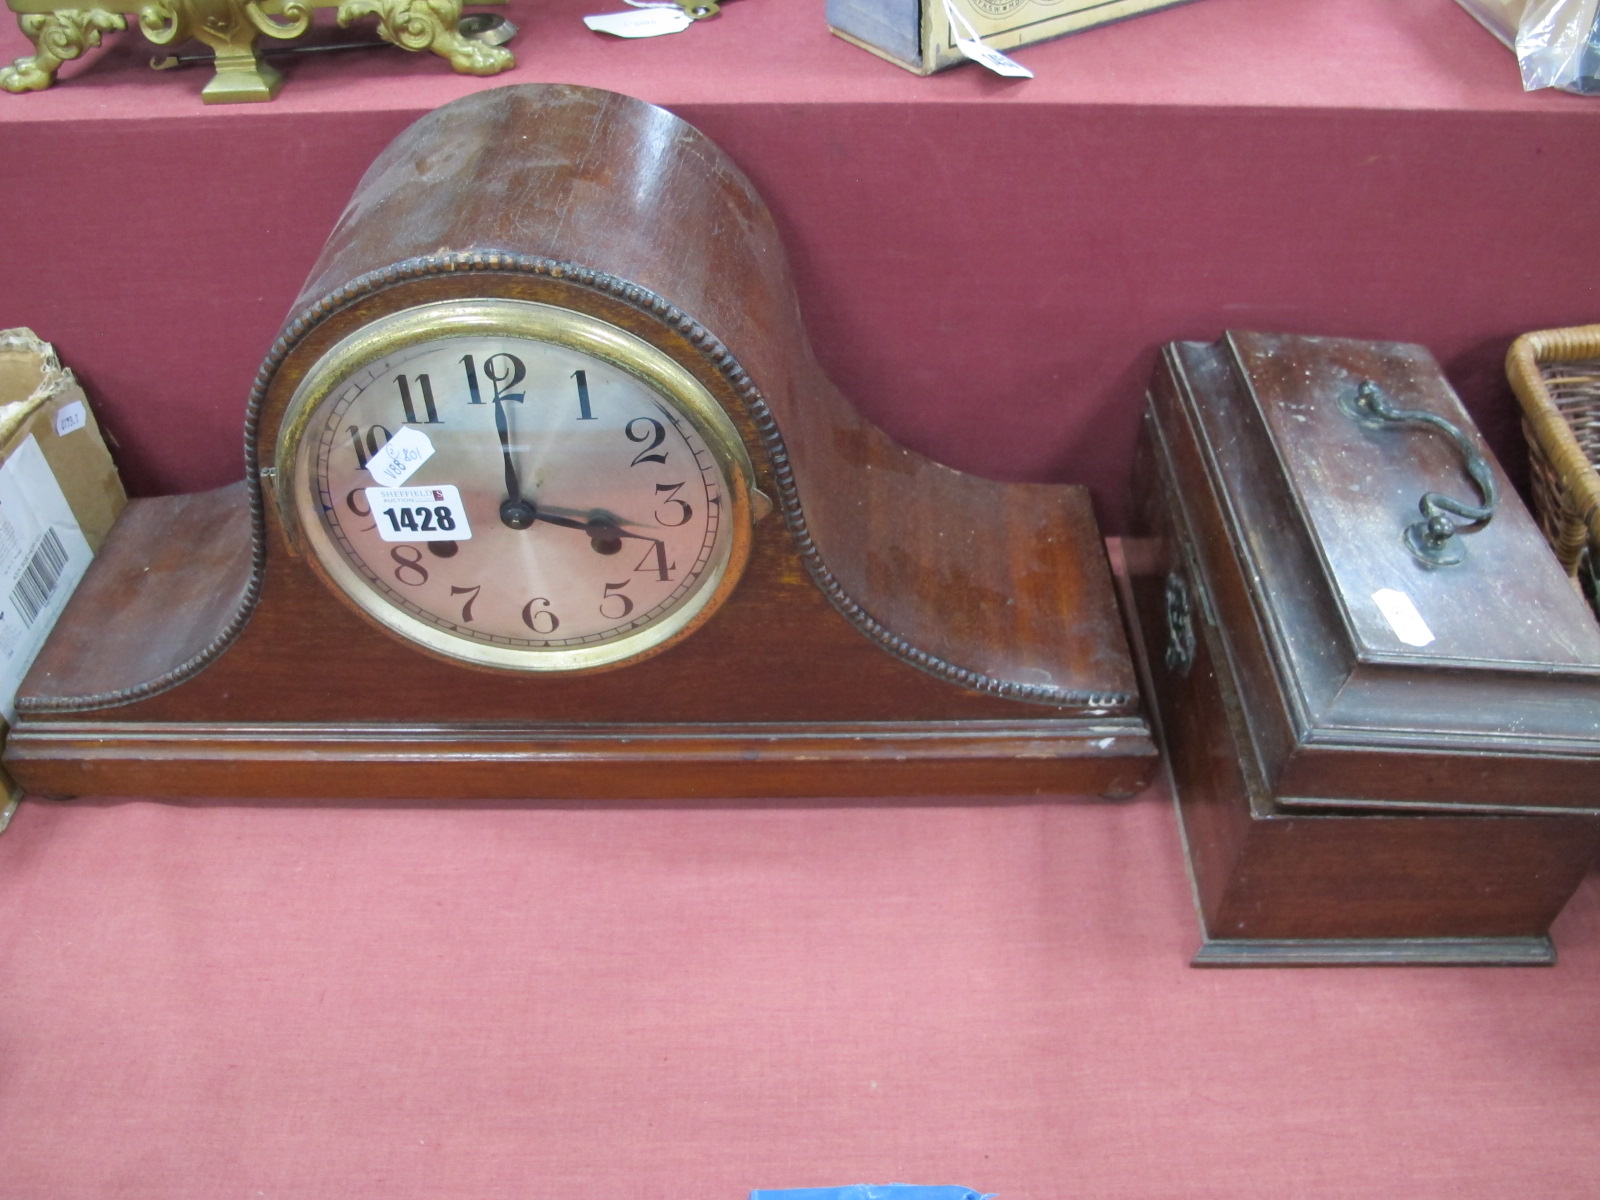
[494,396,537,529]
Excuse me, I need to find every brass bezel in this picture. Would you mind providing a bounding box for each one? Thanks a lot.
[275,298,755,673]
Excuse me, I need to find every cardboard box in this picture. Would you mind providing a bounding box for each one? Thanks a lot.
[826,0,1198,75]
[0,329,126,827]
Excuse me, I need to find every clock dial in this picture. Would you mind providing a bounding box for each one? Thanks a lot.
[280,299,753,671]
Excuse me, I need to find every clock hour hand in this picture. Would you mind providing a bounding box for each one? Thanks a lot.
[494,396,536,529]
[529,509,653,557]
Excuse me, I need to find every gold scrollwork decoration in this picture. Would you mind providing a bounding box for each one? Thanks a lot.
[337,0,512,75]
[139,0,307,56]
[1,8,126,91]
[246,0,311,41]
[138,0,308,100]
[5,0,514,99]
[136,0,188,45]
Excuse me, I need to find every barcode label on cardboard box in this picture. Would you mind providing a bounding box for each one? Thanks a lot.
[0,436,93,723]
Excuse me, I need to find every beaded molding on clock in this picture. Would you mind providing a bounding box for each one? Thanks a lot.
[26,252,1131,713]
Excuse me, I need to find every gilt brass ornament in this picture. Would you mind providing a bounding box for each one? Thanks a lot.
[2,0,514,101]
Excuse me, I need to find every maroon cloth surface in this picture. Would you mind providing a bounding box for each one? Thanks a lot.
[1,791,1598,1198]
[4,0,1600,528]
[4,2,1600,1195]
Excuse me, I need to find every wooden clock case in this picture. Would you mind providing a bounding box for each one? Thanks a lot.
[1126,331,1600,965]
[5,83,1154,802]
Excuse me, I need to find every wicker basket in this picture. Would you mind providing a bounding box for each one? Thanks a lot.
[1507,325,1600,617]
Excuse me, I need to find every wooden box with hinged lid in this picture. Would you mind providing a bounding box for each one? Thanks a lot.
[1125,331,1600,966]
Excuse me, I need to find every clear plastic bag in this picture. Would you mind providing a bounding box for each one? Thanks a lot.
[1457,0,1600,93]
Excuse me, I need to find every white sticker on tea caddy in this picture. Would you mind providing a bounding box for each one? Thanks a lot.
[1372,588,1435,648]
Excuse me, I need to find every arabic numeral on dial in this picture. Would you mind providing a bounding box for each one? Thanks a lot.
[348,424,393,470]
[462,353,527,405]
[521,596,559,634]
[344,487,375,531]
[574,369,596,421]
[634,539,675,582]
[626,417,667,466]
[654,482,692,527]
[390,545,429,586]
[600,581,634,620]
[450,584,481,623]
[461,354,484,405]
[395,374,441,425]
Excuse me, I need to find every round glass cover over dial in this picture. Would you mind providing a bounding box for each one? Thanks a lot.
[281,300,754,672]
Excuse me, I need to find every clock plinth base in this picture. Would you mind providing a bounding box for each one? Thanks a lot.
[8,718,1155,802]
[7,481,1156,803]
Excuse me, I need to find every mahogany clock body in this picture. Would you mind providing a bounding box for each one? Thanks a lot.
[7,84,1154,801]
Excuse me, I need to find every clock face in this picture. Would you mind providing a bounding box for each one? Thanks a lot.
[278,299,754,671]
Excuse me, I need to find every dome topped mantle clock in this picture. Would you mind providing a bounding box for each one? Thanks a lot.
[6,84,1155,801]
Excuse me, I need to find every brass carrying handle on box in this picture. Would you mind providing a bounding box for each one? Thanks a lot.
[1345,379,1498,567]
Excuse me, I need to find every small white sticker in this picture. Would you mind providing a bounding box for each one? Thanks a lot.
[941,0,1034,77]
[365,485,474,543]
[954,37,1034,77]
[1372,588,1435,648]
[366,426,435,487]
[53,401,87,438]
[584,7,693,37]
